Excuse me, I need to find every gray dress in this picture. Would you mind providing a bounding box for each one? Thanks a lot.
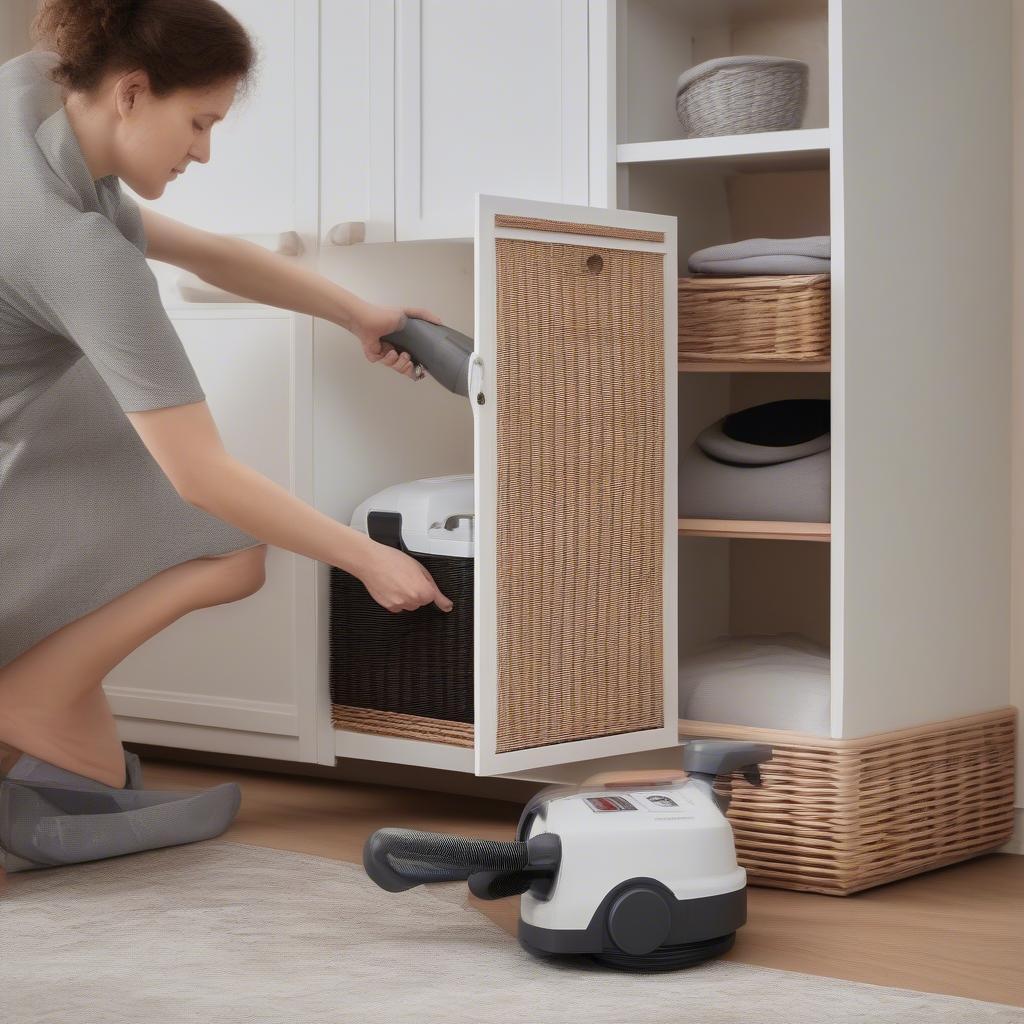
[0,50,262,670]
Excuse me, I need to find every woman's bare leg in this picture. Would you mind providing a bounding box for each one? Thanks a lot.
[0,545,267,788]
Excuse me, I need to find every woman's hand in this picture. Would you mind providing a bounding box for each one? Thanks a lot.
[355,541,454,613]
[352,304,444,380]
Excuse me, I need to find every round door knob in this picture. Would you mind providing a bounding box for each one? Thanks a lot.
[606,886,672,956]
[327,221,366,246]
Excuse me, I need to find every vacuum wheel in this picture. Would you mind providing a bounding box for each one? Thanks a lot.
[592,932,736,972]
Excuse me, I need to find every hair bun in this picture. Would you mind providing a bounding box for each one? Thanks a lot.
[32,0,139,88]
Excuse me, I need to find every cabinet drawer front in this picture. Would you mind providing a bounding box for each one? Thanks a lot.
[395,0,590,240]
[474,195,678,774]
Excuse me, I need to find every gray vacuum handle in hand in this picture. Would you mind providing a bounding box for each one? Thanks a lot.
[380,316,474,396]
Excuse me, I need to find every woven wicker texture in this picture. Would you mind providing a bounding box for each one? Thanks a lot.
[332,705,474,747]
[675,56,808,138]
[493,234,665,753]
[678,274,830,362]
[681,708,1017,895]
[328,557,474,726]
[494,214,664,243]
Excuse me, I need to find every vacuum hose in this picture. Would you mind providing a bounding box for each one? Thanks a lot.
[363,827,560,899]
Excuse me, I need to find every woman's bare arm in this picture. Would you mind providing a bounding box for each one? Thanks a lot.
[131,208,455,611]
[138,207,437,377]
[126,400,453,612]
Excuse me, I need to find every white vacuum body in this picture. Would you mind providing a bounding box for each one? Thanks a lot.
[364,740,772,971]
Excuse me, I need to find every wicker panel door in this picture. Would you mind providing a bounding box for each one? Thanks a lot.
[472,194,678,775]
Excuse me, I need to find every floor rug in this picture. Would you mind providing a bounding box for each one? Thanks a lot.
[1,840,1021,1024]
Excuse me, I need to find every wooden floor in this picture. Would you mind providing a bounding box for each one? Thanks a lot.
[11,754,1024,1007]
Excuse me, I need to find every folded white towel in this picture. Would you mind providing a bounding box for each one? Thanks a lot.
[680,633,830,736]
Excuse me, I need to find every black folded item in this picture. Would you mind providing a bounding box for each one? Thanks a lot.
[697,399,830,466]
[681,399,830,522]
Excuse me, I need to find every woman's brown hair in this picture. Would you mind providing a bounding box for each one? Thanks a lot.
[31,0,257,98]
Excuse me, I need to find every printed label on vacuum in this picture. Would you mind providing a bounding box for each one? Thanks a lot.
[584,795,637,812]
[630,792,684,811]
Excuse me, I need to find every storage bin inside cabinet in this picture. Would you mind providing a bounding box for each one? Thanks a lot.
[329,554,475,748]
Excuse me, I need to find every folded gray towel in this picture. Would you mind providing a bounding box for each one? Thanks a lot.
[688,236,830,276]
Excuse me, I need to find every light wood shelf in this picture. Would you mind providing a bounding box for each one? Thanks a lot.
[678,518,831,542]
[679,358,831,373]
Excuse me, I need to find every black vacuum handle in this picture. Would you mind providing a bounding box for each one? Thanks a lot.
[363,827,560,898]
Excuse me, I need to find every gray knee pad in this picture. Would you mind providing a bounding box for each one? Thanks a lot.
[0,774,241,874]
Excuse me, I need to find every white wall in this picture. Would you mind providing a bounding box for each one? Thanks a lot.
[0,0,35,63]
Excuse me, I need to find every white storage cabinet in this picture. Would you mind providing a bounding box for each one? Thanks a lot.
[7,0,1015,820]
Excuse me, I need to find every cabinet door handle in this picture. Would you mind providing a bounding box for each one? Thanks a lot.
[468,353,485,408]
[274,230,304,256]
[327,221,367,246]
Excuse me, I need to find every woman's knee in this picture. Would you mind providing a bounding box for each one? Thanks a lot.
[200,544,268,600]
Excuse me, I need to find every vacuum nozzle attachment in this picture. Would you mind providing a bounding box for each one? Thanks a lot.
[380,316,475,396]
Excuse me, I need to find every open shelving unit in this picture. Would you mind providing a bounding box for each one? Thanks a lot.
[615,0,834,738]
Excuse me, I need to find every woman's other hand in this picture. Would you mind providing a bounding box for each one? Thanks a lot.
[356,541,454,613]
[353,304,444,380]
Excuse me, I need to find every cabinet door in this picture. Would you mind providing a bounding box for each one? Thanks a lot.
[394,0,590,240]
[128,0,318,241]
[320,0,396,245]
[105,313,319,763]
[472,194,678,775]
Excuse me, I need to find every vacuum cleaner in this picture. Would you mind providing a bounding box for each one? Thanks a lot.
[364,739,772,971]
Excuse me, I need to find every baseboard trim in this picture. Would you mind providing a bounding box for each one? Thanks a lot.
[123,742,541,804]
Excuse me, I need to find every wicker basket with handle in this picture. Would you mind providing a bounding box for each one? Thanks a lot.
[679,708,1017,895]
[678,273,830,363]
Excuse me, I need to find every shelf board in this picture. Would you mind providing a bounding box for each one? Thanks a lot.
[678,518,831,542]
[679,358,831,373]
[617,128,830,172]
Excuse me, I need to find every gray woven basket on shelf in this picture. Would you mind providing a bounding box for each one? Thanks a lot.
[675,55,808,137]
